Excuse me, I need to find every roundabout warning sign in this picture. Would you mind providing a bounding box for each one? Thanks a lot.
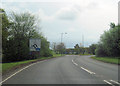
[29,38,41,51]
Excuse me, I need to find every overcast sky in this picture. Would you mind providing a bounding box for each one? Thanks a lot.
[1,0,119,48]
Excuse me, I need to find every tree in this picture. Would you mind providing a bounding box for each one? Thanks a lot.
[95,23,120,57]
[3,12,40,62]
[2,11,53,63]
[65,48,75,54]
[74,44,80,54]
[74,44,85,54]
[40,37,53,57]
[51,42,57,53]
[89,44,97,55]
[56,43,66,54]
[110,23,115,28]
[0,9,10,56]
[8,12,38,38]
[95,43,107,57]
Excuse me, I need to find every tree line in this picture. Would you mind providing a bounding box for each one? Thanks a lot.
[52,23,120,57]
[51,42,95,55]
[1,9,52,63]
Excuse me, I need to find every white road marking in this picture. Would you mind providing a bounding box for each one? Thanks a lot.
[110,80,120,85]
[103,80,115,86]
[72,60,78,66]
[81,67,96,75]
[0,60,46,85]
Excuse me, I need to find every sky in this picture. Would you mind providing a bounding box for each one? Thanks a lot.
[1,0,119,48]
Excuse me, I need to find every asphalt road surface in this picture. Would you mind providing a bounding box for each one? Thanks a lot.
[2,55,119,85]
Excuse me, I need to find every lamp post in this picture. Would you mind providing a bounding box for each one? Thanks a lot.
[61,32,67,43]
[60,32,67,55]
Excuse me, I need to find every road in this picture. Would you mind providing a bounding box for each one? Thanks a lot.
[2,55,119,85]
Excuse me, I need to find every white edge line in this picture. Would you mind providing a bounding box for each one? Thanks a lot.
[81,67,96,75]
[0,60,46,84]
[110,80,120,85]
[103,80,114,86]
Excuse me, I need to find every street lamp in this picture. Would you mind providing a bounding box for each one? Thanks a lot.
[61,32,67,43]
[60,32,67,55]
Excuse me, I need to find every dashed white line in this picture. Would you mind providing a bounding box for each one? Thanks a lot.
[0,60,46,85]
[103,80,115,86]
[72,59,78,66]
[110,80,120,85]
[81,67,96,75]
[72,59,95,75]
[71,59,118,86]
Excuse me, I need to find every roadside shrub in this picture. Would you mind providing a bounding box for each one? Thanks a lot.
[95,44,108,57]
[95,23,120,57]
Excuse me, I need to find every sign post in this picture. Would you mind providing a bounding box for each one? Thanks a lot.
[29,38,41,59]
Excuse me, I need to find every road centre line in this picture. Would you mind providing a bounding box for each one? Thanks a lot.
[103,80,115,86]
[0,60,46,85]
[81,67,96,75]
[72,59,95,75]
[110,80,120,85]
[71,59,117,85]
[72,59,78,66]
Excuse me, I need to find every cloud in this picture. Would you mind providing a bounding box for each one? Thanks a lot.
[53,1,99,21]
[55,5,81,20]
[35,9,54,22]
[2,0,119,48]
[2,4,21,13]
[86,2,99,10]
[35,5,81,22]
[2,2,32,13]
[67,28,76,32]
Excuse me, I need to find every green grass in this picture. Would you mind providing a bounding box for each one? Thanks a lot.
[91,56,120,64]
[53,54,63,57]
[2,54,62,73]
[79,53,93,55]
[2,60,36,73]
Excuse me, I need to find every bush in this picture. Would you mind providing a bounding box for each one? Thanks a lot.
[40,37,53,57]
[95,23,120,57]
[95,44,108,57]
[89,44,97,55]
[3,36,30,63]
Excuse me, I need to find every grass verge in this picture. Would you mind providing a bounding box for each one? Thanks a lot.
[2,54,62,74]
[79,54,93,55]
[91,56,120,64]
